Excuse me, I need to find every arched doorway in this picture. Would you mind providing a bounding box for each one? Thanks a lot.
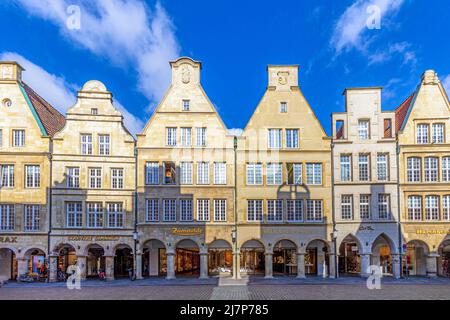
[142,239,166,277]
[405,240,428,276]
[86,244,105,278]
[175,239,200,276]
[438,239,450,278]
[24,248,47,281]
[371,234,395,275]
[114,245,134,278]
[339,235,361,276]
[240,240,265,276]
[208,240,232,276]
[273,240,297,276]
[57,244,77,278]
[0,248,17,280]
[306,239,330,277]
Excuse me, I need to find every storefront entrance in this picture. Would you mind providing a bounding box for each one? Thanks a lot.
[176,239,200,276]
[142,239,166,277]
[114,246,134,278]
[273,240,297,276]
[405,240,428,276]
[372,234,395,275]
[240,240,265,276]
[439,240,450,278]
[208,240,232,276]
[24,249,47,281]
[57,245,77,277]
[339,235,361,275]
[86,245,105,278]
[0,248,16,280]
[306,240,329,276]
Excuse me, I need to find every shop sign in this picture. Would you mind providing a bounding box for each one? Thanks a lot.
[415,229,450,235]
[171,227,203,236]
[0,236,18,243]
[68,235,120,241]
[358,225,375,231]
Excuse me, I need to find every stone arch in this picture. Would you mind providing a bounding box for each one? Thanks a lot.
[175,238,201,249]
[52,243,78,255]
[270,238,298,254]
[113,243,133,254]
[208,239,233,276]
[21,246,47,259]
[406,239,430,276]
[0,245,18,256]
[208,239,232,249]
[82,243,105,256]
[240,239,266,276]
[239,238,265,251]
[141,239,167,278]
[304,238,331,277]
[371,233,397,276]
[338,233,363,253]
[371,233,397,254]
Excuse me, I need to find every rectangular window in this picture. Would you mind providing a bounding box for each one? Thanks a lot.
[163,162,176,184]
[195,127,206,147]
[214,162,227,185]
[407,157,421,182]
[145,162,159,185]
[408,196,422,221]
[424,157,439,182]
[98,134,110,155]
[360,195,371,220]
[417,124,429,144]
[287,200,303,222]
[67,167,80,188]
[107,203,123,228]
[378,194,390,220]
[180,162,193,185]
[166,127,177,146]
[12,129,25,147]
[66,202,82,228]
[163,199,177,222]
[425,196,439,221]
[285,129,299,149]
[246,163,262,185]
[268,129,282,149]
[197,199,210,222]
[214,199,227,222]
[341,195,353,220]
[377,154,389,181]
[180,127,192,147]
[266,163,282,185]
[197,162,210,184]
[287,163,302,185]
[182,100,190,111]
[340,155,352,182]
[25,165,40,188]
[0,165,14,188]
[443,157,450,182]
[247,200,263,222]
[89,168,102,189]
[306,163,322,185]
[358,120,369,140]
[80,134,93,155]
[306,200,323,222]
[267,200,283,222]
[87,202,103,228]
[111,168,124,189]
[280,102,287,113]
[358,154,370,181]
[443,195,450,221]
[146,199,159,222]
[180,199,193,222]
[432,123,445,144]
[24,205,40,231]
[0,205,14,231]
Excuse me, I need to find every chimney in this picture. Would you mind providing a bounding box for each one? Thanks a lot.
[0,61,24,83]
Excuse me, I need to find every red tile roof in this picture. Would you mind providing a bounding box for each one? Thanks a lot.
[395,94,414,133]
[22,83,66,137]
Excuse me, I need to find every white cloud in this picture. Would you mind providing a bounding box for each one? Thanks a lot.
[330,0,405,54]
[368,42,417,66]
[443,75,450,96]
[227,128,243,137]
[1,52,144,135]
[15,0,180,103]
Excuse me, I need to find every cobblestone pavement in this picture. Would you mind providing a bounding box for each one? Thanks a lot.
[1,277,450,300]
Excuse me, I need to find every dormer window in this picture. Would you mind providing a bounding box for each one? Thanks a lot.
[280,102,287,113]
[91,108,98,115]
[12,130,25,147]
[182,100,190,111]
[358,120,370,140]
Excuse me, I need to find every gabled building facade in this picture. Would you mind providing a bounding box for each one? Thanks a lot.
[0,62,65,281]
[236,66,334,279]
[332,88,401,278]
[397,70,450,277]
[136,58,236,279]
[49,80,136,281]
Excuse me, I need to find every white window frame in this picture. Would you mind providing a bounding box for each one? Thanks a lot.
[246,163,263,185]
[67,167,80,188]
[25,165,40,188]
[166,127,177,146]
[111,168,124,189]
[180,127,192,147]
[247,200,263,222]
[407,157,421,182]
[425,195,439,221]
[24,205,40,231]
[358,154,370,181]
[377,154,389,181]
[163,199,177,222]
[286,200,303,222]
[180,199,193,222]
[180,162,193,185]
[12,129,25,147]
[214,162,227,185]
[98,134,110,155]
[378,194,390,220]
[280,102,287,113]
[285,129,299,149]
[197,199,210,222]
[88,168,102,189]
[266,163,282,185]
[146,199,159,222]
[66,202,82,228]
[306,163,322,185]
[197,162,210,185]
[182,99,190,111]
[408,196,422,221]
[341,195,353,220]
[86,202,103,228]
[0,204,15,231]
[417,124,429,144]
[80,134,93,155]
[214,199,227,222]
[340,155,351,182]
[359,195,371,220]
[432,123,445,144]
[424,157,439,182]
[287,163,302,185]
[443,157,450,182]
[268,129,282,149]
[358,120,369,140]
[305,200,323,222]
[195,127,206,147]
[145,162,159,185]
[107,203,123,228]
[443,195,450,221]
[266,199,283,222]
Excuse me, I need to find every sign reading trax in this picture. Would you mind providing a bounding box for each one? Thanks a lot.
[0,58,449,282]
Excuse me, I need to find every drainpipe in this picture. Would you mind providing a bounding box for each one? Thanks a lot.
[396,140,403,278]
[133,146,138,280]
[47,141,53,283]
[330,130,338,278]
[232,136,238,279]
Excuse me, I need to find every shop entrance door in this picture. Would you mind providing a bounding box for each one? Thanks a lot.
[175,240,200,276]
[114,247,133,278]
[208,240,232,276]
[273,240,297,276]
[0,248,16,280]
[87,246,105,278]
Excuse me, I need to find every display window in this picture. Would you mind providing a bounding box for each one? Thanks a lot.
[208,249,232,275]
[339,242,360,275]
[175,248,200,275]
[273,249,297,275]
[305,248,317,275]
[240,249,265,275]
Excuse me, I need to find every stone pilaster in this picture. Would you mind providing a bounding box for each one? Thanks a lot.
[296,253,306,279]
[135,252,143,280]
[76,255,87,280]
[328,253,336,278]
[199,252,209,279]
[105,255,115,281]
[360,253,372,277]
[16,258,29,279]
[48,255,58,282]
[392,254,401,279]
[166,252,176,280]
[264,252,273,279]
[426,253,439,277]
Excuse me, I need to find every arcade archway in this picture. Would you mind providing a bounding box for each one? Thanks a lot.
[142,239,166,277]
[240,240,265,276]
[86,244,105,278]
[405,240,429,276]
[273,240,297,276]
[339,235,362,275]
[114,245,134,278]
[0,248,16,280]
[175,239,200,276]
[208,239,232,276]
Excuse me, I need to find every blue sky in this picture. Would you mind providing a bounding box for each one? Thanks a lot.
[1,0,449,135]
